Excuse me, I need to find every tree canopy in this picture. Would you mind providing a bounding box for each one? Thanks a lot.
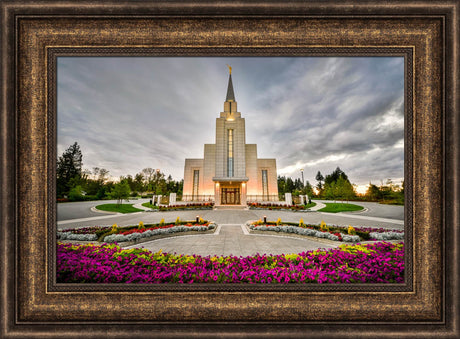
[56,142,183,201]
[110,180,131,205]
[322,167,355,202]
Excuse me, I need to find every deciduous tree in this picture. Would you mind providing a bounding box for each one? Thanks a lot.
[110,180,131,206]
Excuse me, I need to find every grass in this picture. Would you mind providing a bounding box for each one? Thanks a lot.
[95,203,144,214]
[141,202,159,209]
[303,202,316,209]
[318,202,364,213]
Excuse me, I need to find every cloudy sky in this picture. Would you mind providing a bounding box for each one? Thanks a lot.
[57,57,404,192]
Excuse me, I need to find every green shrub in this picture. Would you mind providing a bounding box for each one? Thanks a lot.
[68,186,85,201]
[355,230,370,240]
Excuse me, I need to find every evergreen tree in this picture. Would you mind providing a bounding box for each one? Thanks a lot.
[321,168,355,201]
[294,178,304,191]
[323,181,337,201]
[334,175,356,202]
[56,142,83,198]
[315,171,324,191]
[304,180,314,198]
[324,167,348,186]
[277,176,286,196]
[285,177,295,193]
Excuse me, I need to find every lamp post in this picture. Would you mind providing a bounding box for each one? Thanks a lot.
[300,168,304,189]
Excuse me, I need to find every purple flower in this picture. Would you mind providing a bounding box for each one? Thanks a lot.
[56,242,405,284]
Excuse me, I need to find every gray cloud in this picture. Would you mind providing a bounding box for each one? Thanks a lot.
[57,56,404,187]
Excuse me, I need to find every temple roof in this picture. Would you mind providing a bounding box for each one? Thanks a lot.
[226,74,235,102]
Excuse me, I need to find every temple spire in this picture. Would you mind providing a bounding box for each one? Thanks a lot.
[225,65,235,102]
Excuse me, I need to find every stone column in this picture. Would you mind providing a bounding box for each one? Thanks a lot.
[169,193,176,206]
[300,195,304,205]
[157,195,162,206]
[214,183,220,206]
[285,193,292,206]
[241,182,247,206]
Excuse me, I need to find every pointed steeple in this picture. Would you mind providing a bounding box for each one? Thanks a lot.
[225,65,235,102]
[222,65,239,118]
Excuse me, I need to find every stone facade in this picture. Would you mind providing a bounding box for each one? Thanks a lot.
[183,71,278,205]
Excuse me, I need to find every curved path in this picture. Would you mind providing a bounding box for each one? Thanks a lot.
[57,201,404,256]
[57,198,150,221]
[312,200,404,220]
[58,209,403,230]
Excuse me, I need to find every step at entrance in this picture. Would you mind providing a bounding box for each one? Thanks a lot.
[214,205,248,210]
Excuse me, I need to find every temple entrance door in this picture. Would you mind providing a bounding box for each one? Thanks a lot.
[221,188,240,205]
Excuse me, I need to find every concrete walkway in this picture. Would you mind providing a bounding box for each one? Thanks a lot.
[125,224,338,256]
[309,201,326,211]
[59,209,403,230]
[132,201,154,211]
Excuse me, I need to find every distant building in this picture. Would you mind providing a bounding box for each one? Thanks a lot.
[183,67,278,205]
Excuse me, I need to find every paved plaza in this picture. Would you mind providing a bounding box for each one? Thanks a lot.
[57,200,404,256]
[124,224,338,256]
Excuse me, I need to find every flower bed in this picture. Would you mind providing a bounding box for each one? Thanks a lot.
[159,202,214,211]
[56,242,404,283]
[248,219,404,243]
[57,220,217,243]
[249,224,355,242]
[103,224,214,243]
[248,202,309,211]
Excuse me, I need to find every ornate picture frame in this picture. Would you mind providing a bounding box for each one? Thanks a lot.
[1,1,458,337]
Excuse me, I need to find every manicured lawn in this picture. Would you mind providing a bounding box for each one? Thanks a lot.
[141,202,159,209]
[95,203,144,213]
[304,202,316,209]
[318,202,364,213]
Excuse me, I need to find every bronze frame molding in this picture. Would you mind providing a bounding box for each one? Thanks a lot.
[1,1,459,338]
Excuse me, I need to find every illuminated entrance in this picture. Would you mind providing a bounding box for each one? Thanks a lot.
[221,188,240,205]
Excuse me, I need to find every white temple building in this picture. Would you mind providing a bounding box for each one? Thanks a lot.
[182,66,278,206]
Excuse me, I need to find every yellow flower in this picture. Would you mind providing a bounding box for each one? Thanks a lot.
[320,220,328,231]
[299,218,305,227]
[159,218,165,226]
[347,225,356,235]
[276,218,282,225]
[111,223,118,232]
[175,217,181,225]
[138,221,145,229]
[285,253,300,261]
